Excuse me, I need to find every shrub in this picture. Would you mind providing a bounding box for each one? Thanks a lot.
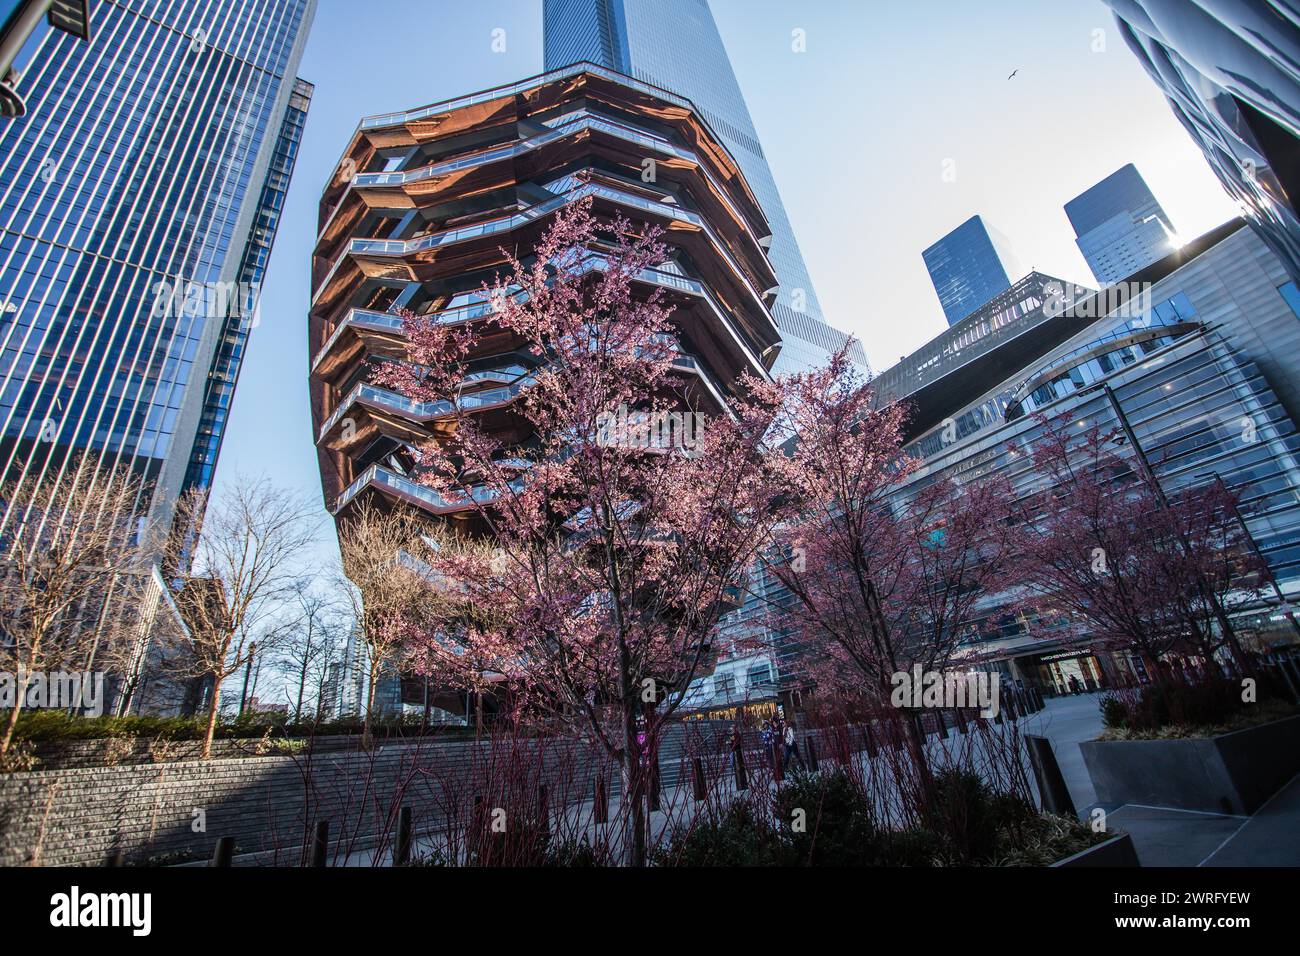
[8,709,488,745]
[12,711,206,742]
[1102,677,1258,735]
[651,799,786,867]
[875,828,945,866]
[923,769,1040,864]
[774,768,878,866]
[1099,693,1128,730]
[544,837,611,867]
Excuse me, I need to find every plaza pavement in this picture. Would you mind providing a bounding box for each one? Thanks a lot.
[1024,693,1300,866]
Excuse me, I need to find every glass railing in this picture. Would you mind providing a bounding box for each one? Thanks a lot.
[310,309,406,373]
[336,182,773,320]
[318,373,538,443]
[333,463,525,515]
[358,62,694,131]
[347,111,763,252]
[670,354,730,411]
[313,255,768,382]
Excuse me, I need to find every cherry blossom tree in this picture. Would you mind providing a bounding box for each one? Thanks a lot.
[374,198,782,865]
[750,352,1019,783]
[1011,414,1260,679]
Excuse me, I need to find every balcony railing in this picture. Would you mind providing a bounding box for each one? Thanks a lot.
[333,463,526,516]
[312,181,777,332]
[311,254,771,380]
[343,111,765,254]
[357,62,695,130]
[318,373,538,445]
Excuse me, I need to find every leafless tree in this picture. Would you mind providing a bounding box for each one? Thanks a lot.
[271,580,349,723]
[0,460,152,755]
[335,499,442,736]
[161,477,319,757]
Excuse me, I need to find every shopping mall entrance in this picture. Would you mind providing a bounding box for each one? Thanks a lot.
[1017,649,1109,695]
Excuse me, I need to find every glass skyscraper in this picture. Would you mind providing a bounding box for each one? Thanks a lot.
[922,215,1022,326]
[0,0,315,537]
[542,0,866,375]
[1065,164,1176,286]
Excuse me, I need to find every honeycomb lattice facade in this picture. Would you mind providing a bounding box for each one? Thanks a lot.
[309,64,783,527]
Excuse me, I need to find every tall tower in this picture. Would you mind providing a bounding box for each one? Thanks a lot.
[922,215,1022,326]
[1066,164,1176,286]
[0,0,315,537]
[543,0,865,374]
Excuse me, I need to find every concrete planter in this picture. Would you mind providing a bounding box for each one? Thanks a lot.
[1050,833,1139,867]
[1080,714,1300,815]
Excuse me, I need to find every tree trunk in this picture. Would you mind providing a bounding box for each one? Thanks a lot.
[621,703,647,867]
[0,688,24,756]
[201,675,224,759]
[1,645,40,756]
[363,658,380,738]
[295,655,308,724]
[421,674,430,734]
[902,706,939,828]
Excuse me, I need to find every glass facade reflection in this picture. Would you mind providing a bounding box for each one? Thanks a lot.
[543,0,865,375]
[922,215,1022,326]
[1065,164,1176,286]
[0,0,314,536]
[1105,0,1300,281]
[898,225,1300,666]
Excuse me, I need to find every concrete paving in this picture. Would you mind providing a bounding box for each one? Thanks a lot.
[1023,694,1300,866]
[1200,773,1300,866]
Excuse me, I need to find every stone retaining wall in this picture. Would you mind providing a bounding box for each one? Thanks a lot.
[0,737,607,867]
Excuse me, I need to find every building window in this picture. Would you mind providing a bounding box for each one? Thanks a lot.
[1279,281,1300,319]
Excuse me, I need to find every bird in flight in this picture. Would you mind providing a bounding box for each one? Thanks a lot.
[1008,69,1019,79]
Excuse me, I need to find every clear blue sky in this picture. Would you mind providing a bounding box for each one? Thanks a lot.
[214,0,1239,570]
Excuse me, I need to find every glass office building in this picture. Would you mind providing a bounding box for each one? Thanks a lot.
[543,0,865,375]
[1105,1,1300,282]
[1066,164,1176,286]
[894,220,1300,683]
[0,0,315,539]
[922,215,1022,326]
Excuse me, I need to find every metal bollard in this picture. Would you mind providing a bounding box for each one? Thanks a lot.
[1025,734,1078,819]
[311,820,329,868]
[394,806,412,866]
[863,723,878,758]
[210,836,235,868]
[733,743,749,791]
[805,735,819,770]
[594,774,608,825]
[935,709,949,739]
[648,751,661,812]
[954,707,969,735]
[692,756,707,801]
